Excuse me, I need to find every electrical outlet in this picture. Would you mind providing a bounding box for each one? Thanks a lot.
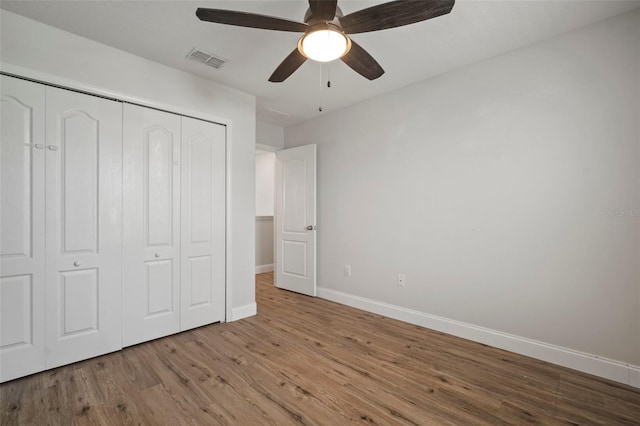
[344,265,351,277]
[397,273,406,287]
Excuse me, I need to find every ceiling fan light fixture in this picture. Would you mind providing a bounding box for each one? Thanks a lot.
[197,0,456,82]
[298,25,351,62]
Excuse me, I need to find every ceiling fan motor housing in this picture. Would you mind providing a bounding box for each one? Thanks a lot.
[304,5,344,24]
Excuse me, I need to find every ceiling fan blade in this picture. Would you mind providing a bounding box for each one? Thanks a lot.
[308,0,338,21]
[269,49,308,82]
[196,8,308,32]
[341,0,455,34]
[341,40,384,80]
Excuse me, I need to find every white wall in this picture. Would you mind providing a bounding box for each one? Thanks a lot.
[286,10,640,385]
[256,152,276,216]
[0,10,257,320]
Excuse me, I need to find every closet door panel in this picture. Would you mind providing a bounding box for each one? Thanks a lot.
[146,260,173,314]
[0,76,46,382]
[45,87,122,369]
[181,117,225,331]
[60,111,99,252]
[59,269,98,334]
[123,104,181,346]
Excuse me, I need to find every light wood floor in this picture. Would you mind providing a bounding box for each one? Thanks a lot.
[2,272,639,425]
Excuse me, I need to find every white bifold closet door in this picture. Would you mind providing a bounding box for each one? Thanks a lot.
[123,107,225,344]
[0,76,47,382]
[180,117,226,331]
[123,105,181,347]
[1,78,123,379]
[44,87,123,369]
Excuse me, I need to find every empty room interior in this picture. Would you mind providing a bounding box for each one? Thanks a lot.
[1,0,640,424]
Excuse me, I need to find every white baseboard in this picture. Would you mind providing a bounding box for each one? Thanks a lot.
[631,368,640,388]
[255,264,274,274]
[230,303,257,321]
[317,287,640,388]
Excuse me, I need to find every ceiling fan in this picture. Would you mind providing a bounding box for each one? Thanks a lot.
[196,0,455,82]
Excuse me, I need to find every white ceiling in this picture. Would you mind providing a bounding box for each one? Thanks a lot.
[2,0,639,127]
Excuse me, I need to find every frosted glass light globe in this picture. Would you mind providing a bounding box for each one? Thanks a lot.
[300,29,349,62]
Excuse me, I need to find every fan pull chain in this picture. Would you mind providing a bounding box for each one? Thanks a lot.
[318,63,324,112]
[318,64,333,112]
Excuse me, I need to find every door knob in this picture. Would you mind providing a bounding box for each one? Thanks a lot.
[155,253,160,258]
[306,225,316,231]
[73,261,80,267]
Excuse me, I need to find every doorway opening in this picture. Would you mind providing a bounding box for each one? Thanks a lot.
[255,148,276,274]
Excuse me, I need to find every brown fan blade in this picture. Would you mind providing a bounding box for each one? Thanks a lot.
[269,49,308,82]
[196,8,308,32]
[341,0,455,34]
[308,0,338,21]
[340,40,384,80]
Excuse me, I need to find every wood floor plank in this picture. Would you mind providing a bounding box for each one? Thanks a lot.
[1,272,639,425]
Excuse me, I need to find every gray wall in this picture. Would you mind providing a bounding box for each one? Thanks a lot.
[285,10,640,374]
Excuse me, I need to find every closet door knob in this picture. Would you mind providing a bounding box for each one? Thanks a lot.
[73,261,80,267]
[34,144,45,150]
[154,253,160,258]
[48,145,59,151]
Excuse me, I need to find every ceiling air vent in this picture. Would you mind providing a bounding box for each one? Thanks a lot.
[186,48,227,69]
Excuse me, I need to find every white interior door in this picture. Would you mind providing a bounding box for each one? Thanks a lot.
[0,76,46,382]
[180,117,225,330]
[123,104,181,346]
[275,144,316,296]
[44,87,122,369]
